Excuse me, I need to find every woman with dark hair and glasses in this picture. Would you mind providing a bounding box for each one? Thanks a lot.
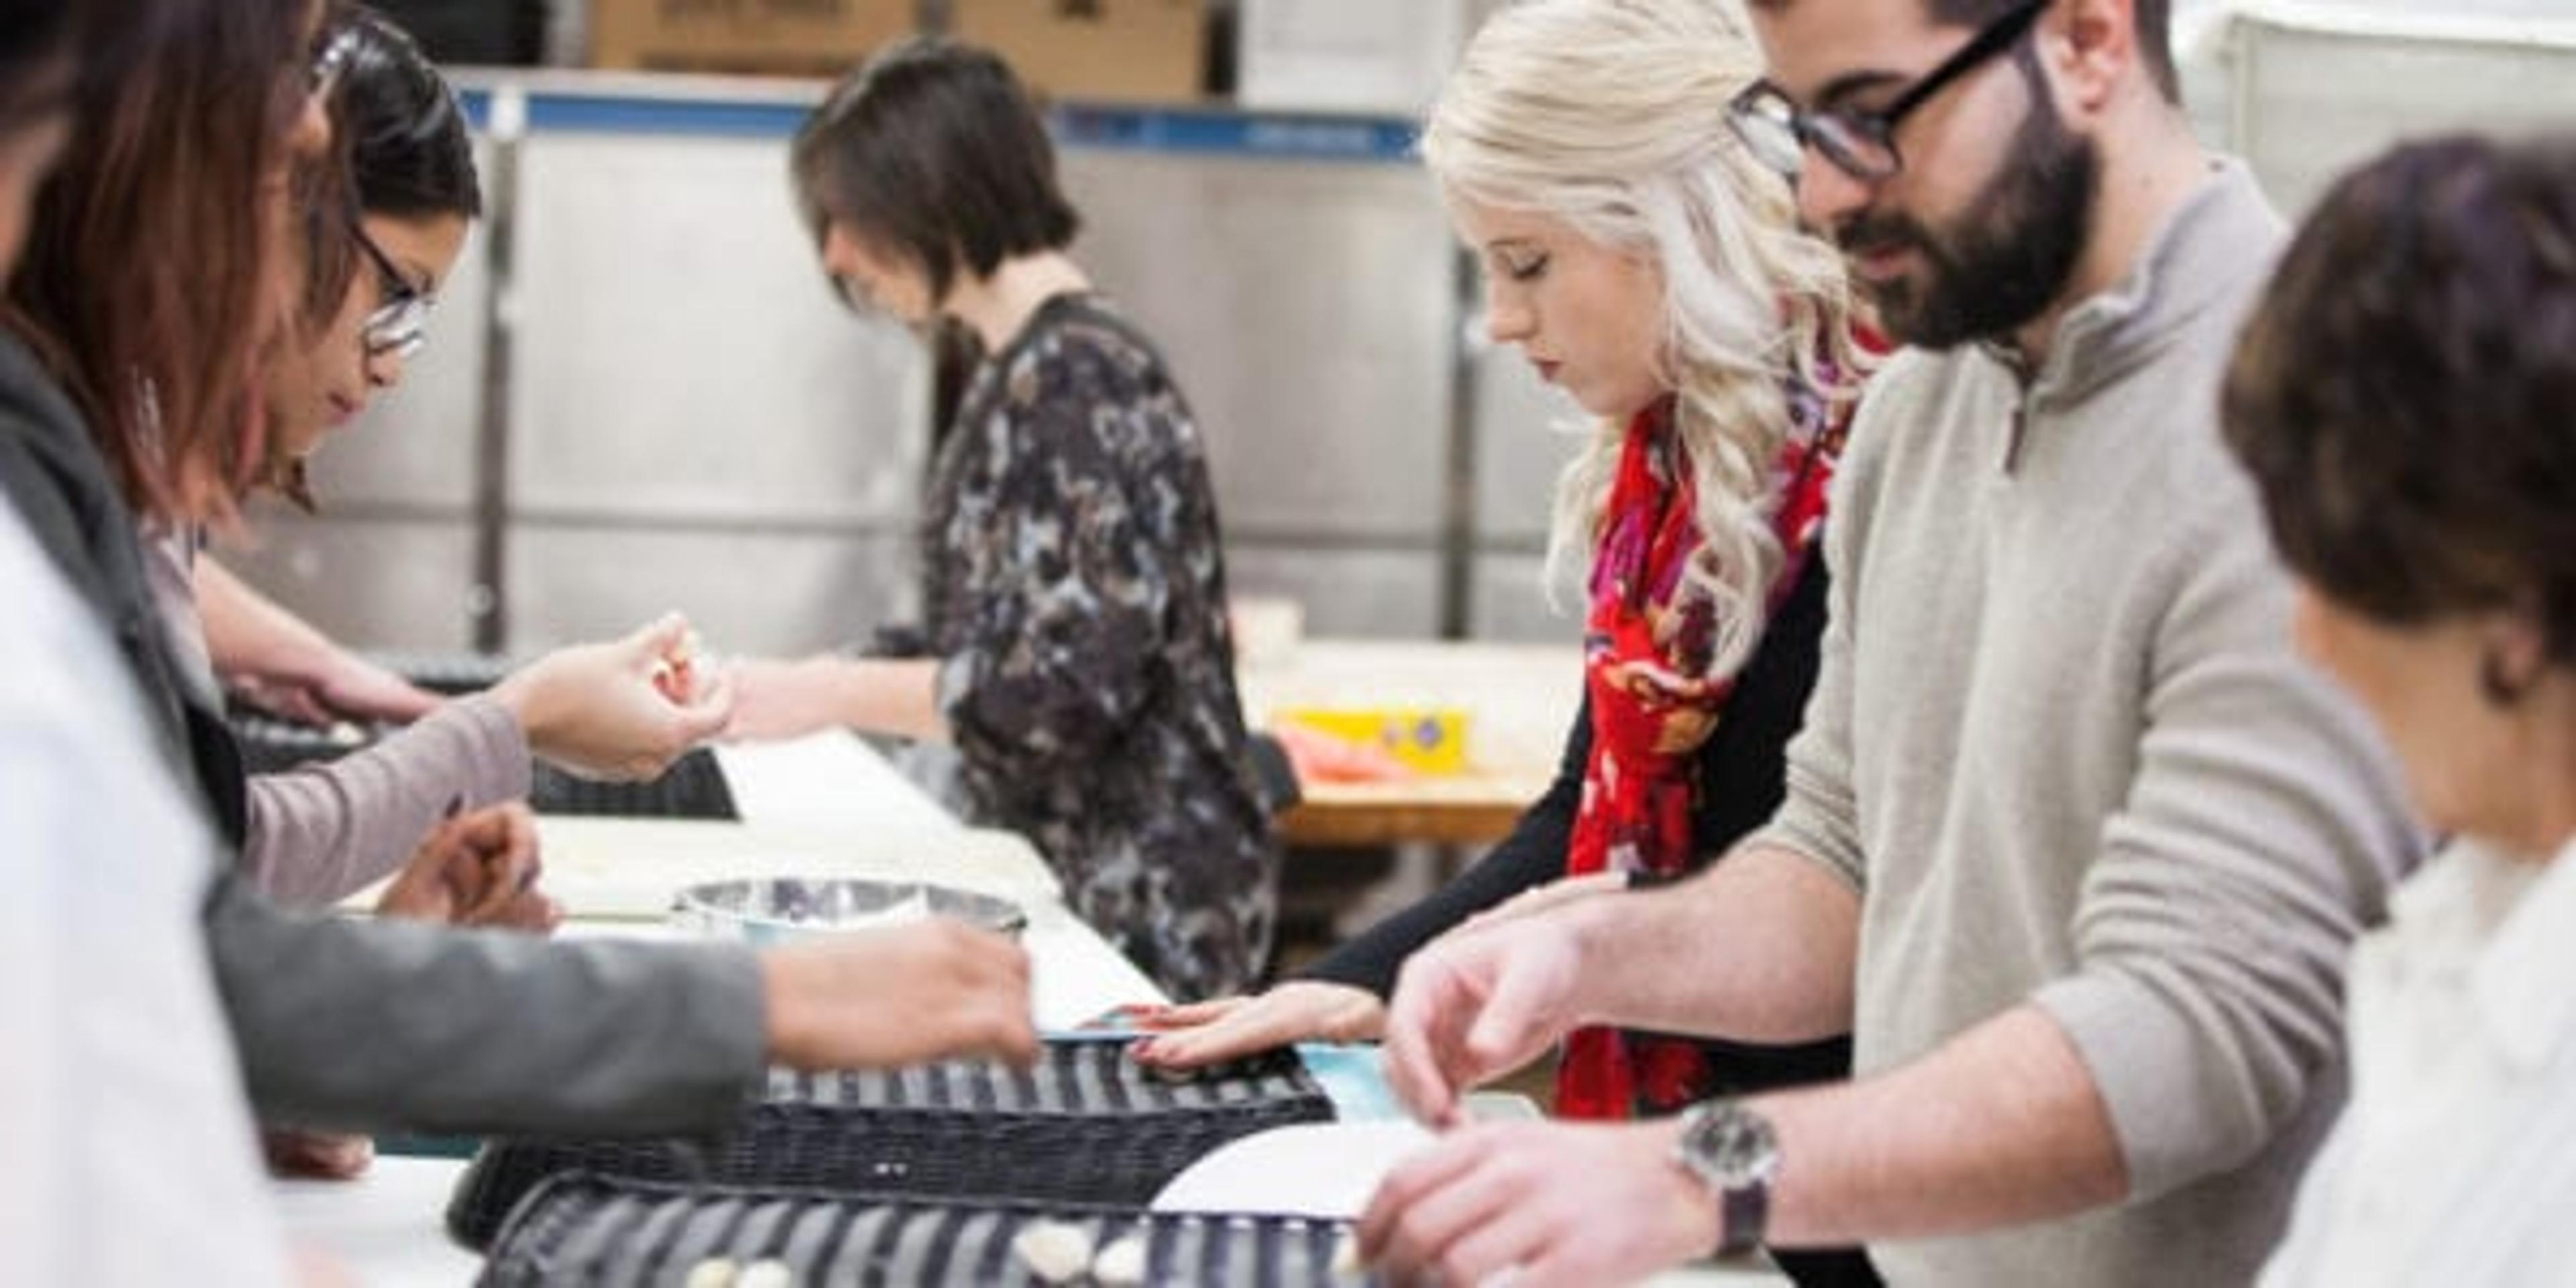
[123,3,753,913]
[208,3,515,1181]
[186,0,484,732]
[2222,133,2576,1287]
[728,38,1279,1001]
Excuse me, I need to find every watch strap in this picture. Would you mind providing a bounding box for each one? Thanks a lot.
[1719,1177,1768,1256]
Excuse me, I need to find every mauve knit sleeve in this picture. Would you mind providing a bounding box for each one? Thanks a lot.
[238,694,533,908]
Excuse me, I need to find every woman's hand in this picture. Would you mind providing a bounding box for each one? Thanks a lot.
[492,613,735,780]
[1126,981,1389,1069]
[197,556,440,725]
[373,802,559,932]
[227,649,441,727]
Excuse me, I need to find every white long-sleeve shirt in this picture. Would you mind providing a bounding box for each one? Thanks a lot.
[0,502,290,1287]
[2261,836,2576,1287]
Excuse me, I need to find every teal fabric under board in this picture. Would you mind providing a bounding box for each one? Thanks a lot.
[1297,1041,1403,1122]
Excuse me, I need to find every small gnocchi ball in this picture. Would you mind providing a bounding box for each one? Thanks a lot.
[1090,1233,1148,1286]
[735,1258,795,1288]
[1331,1232,1365,1278]
[682,1258,738,1288]
[1012,1219,1096,1285]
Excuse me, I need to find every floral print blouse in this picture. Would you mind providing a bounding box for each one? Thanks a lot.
[912,292,1278,999]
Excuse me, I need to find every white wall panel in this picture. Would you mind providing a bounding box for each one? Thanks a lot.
[509,132,928,525]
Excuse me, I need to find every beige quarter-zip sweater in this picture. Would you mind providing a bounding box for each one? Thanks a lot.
[1753,161,2424,1285]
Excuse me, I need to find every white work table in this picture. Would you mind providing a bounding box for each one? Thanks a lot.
[277,731,1784,1286]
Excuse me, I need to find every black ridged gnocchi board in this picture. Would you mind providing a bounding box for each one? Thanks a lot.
[480,1173,1373,1287]
[447,1044,1334,1250]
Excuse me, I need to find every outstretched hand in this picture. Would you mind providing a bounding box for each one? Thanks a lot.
[496,613,735,781]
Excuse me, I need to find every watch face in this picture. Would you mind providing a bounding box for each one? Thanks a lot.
[1695,1107,1780,1187]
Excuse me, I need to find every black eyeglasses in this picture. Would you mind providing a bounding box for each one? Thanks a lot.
[350,222,433,360]
[1728,0,2051,183]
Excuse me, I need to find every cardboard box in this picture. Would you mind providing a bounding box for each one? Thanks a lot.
[949,0,1208,104]
[590,0,918,78]
[1236,0,1477,116]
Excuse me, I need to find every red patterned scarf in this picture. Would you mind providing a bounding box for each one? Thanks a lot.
[1554,384,1842,1120]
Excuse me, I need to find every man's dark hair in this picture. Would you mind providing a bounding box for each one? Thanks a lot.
[1751,0,2181,104]
[2222,133,2576,665]
[790,38,1080,303]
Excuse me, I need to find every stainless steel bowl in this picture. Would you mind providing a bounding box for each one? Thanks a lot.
[670,877,1028,947]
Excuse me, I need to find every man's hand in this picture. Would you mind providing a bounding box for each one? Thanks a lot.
[762,920,1039,1070]
[1127,981,1388,1069]
[1453,871,1629,938]
[373,803,557,932]
[1358,1119,1719,1287]
[1381,913,1593,1126]
[494,614,735,781]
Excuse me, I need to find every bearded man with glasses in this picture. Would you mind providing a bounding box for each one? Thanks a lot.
[1357,2,2423,1286]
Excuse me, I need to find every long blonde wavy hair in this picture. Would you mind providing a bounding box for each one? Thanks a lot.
[1423,0,1864,681]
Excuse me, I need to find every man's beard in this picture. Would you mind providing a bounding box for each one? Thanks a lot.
[1835,60,2100,350]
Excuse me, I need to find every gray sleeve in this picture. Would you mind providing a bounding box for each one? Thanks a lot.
[203,869,768,1138]
[240,694,533,908]
[2032,508,2420,1200]
[1745,429,1871,894]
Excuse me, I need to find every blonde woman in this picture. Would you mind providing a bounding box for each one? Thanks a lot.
[1135,2,1873,1278]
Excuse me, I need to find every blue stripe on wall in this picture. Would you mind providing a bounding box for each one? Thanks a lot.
[455,87,1417,164]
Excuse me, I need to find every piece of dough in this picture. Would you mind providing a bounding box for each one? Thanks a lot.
[1091,1233,1148,1285]
[1332,1231,1364,1278]
[736,1258,795,1288]
[1012,1220,1096,1284]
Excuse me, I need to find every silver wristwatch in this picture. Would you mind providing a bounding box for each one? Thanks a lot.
[1672,1099,1780,1256]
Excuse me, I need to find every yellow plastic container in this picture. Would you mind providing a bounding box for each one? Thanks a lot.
[1273,706,1470,775]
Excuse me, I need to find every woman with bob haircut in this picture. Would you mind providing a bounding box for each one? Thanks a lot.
[2224,133,2576,1287]
[729,38,1279,1002]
